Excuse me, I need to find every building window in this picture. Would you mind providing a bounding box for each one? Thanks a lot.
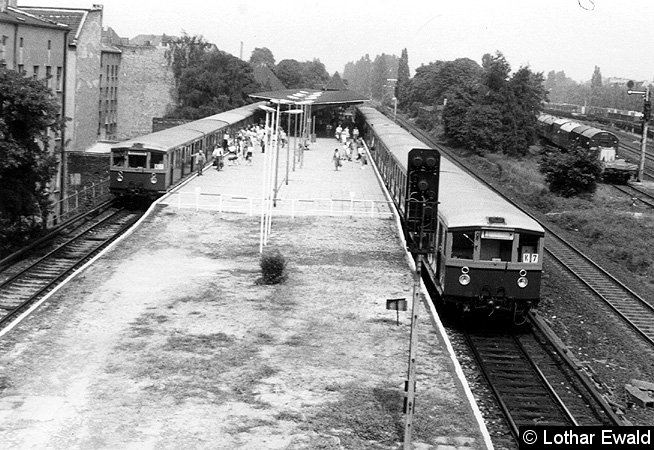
[56,66,62,91]
[17,64,24,75]
[19,37,23,47]
[45,66,52,88]
[32,66,39,79]
[47,40,51,50]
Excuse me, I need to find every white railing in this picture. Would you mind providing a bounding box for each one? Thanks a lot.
[47,179,112,227]
[161,190,394,218]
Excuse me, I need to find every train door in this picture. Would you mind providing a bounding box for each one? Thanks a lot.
[436,222,445,284]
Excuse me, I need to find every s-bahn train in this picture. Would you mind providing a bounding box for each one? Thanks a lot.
[536,113,637,183]
[109,103,263,200]
[356,106,544,319]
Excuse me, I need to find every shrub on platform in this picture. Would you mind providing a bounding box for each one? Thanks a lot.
[257,249,287,285]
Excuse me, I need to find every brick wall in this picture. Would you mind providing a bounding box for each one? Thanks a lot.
[116,45,175,140]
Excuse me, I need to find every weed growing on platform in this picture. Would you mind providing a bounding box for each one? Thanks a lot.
[257,249,287,285]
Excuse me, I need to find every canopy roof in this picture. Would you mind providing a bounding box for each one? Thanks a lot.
[249,89,368,106]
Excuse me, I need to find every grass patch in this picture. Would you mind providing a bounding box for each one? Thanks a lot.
[164,332,235,352]
[304,384,403,448]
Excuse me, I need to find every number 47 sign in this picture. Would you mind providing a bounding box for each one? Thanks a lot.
[522,253,539,263]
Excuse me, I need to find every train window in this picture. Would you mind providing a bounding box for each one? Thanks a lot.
[479,238,512,262]
[128,152,147,168]
[450,232,474,259]
[518,233,541,263]
[150,153,164,169]
[111,150,126,167]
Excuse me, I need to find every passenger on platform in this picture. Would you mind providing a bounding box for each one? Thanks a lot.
[353,127,359,140]
[211,145,223,170]
[246,139,254,165]
[194,151,206,176]
[222,131,229,150]
[335,124,342,141]
[333,148,342,171]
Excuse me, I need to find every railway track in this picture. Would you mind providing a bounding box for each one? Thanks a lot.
[463,317,619,433]
[611,183,654,208]
[544,233,654,346]
[0,207,144,329]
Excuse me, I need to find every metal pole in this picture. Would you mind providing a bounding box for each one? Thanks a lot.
[293,110,298,172]
[259,111,271,253]
[286,107,291,184]
[403,253,422,449]
[638,87,650,182]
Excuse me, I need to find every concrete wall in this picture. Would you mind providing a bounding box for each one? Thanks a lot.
[116,45,175,140]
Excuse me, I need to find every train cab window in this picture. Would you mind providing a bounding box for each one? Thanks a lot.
[479,230,513,262]
[518,233,541,263]
[450,232,474,260]
[111,150,126,168]
[128,152,147,168]
[150,153,164,169]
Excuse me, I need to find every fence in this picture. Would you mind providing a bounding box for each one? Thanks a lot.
[47,179,112,227]
[160,190,394,219]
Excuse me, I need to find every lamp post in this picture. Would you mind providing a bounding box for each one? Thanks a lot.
[627,81,651,182]
[283,108,303,185]
[258,104,276,253]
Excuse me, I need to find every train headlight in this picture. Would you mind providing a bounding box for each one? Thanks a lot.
[459,274,471,286]
[517,277,528,288]
[116,171,123,182]
[150,173,157,184]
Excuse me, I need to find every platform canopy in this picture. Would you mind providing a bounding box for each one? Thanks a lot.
[249,89,369,106]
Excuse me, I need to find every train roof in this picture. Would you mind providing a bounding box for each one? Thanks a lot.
[111,102,264,153]
[358,106,544,234]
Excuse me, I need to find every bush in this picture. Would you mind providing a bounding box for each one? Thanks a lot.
[538,147,603,197]
[257,249,287,285]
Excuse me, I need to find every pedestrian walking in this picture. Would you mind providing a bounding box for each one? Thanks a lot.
[194,150,206,176]
[212,145,223,170]
[246,139,254,165]
[333,148,342,171]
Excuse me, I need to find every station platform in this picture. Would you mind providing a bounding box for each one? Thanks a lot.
[163,137,393,217]
[0,136,491,449]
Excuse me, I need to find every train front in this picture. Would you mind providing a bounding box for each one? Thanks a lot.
[438,217,544,320]
[109,143,168,200]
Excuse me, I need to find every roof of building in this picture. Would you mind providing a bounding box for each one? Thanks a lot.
[19,6,93,44]
[129,34,177,47]
[252,64,286,91]
[324,72,348,91]
[249,88,369,106]
[1,6,69,30]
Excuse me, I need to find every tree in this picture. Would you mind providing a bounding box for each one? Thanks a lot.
[371,54,389,100]
[164,32,213,87]
[590,65,602,107]
[396,48,410,107]
[166,50,259,120]
[299,59,330,89]
[343,54,372,97]
[275,59,303,88]
[0,69,61,253]
[249,47,275,69]
[539,146,603,197]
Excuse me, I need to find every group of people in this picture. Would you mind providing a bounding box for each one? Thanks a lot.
[194,124,292,175]
[332,124,367,171]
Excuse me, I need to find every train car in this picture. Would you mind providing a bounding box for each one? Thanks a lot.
[356,106,545,319]
[109,103,263,200]
[537,113,636,183]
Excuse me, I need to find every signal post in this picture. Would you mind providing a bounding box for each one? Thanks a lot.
[627,82,650,182]
[403,148,440,449]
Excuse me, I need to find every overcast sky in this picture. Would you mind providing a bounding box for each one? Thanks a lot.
[20,0,654,83]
